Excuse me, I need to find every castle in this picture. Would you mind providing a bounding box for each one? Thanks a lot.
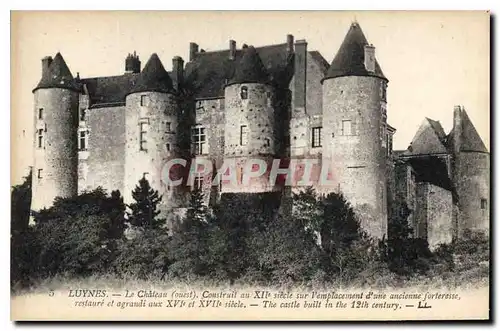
[31,22,490,248]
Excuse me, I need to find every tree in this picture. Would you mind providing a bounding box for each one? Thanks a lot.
[11,170,32,235]
[168,189,210,277]
[127,176,166,230]
[386,201,433,275]
[319,192,362,258]
[31,188,127,278]
[248,213,322,285]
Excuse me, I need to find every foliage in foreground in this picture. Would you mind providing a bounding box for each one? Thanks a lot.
[11,175,489,291]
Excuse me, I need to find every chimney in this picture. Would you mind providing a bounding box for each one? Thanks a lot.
[125,51,141,74]
[286,34,294,54]
[364,44,376,73]
[451,105,464,155]
[229,40,236,60]
[189,42,199,61]
[41,56,53,79]
[172,56,184,91]
[293,39,307,112]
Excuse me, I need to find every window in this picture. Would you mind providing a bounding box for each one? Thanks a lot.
[166,143,171,152]
[79,130,87,151]
[312,127,322,147]
[37,129,44,149]
[140,95,148,106]
[38,108,43,120]
[37,169,43,179]
[481,198,487,210]
[194,176,203,190]
[240,125,248,146]
[165,122,172,133]
[381,83,387,102]
[139,122,148,151]
[240,86,248,100]
[386,134,391,156]
[80,108,86,121]
[192,126,207,155]
[264,138,270,147]
[341,120,352,136]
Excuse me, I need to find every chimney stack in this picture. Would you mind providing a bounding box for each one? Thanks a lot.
[293,39,308,112]
[452,105,464,154]
[189,42,199,61]
[286,34,294,54]
[364,44,376,73]
[41,56,53,79]
[172,56,184,91]
[229,40,236,60]
[125,51,141,74]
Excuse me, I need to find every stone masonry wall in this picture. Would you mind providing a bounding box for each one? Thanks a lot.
[322,76,387,239]
[124,92,182,215]
[223,83,277,193]
[32,88,79,211]
[456,151,490,236]
[80,105,126,195]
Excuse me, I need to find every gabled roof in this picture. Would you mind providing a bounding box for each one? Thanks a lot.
[129,53,175,95]
[185,43,294,99]
[309,51,329,74]
[228,46,270,86]
[404,118,448,156]
[324,22,387,81]
[33,53,80,92]
[81,74,140,107]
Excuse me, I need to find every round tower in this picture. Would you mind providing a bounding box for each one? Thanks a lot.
[223,46,278,193]
[450,106,490,237]
[124,53,183,213]
[32,53,80,212]
[321,22,389,239]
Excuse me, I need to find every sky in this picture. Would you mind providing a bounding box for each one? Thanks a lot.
[10,11,490,184]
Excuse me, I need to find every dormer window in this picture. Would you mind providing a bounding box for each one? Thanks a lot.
[240,86,248,100]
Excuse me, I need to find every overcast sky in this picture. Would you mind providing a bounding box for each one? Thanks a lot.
[11,11,490,183]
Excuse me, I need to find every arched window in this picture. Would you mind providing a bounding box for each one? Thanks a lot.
[240,86,248,100]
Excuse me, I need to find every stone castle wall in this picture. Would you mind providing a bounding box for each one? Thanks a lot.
[32,88,79,211]
[322,76,388,239]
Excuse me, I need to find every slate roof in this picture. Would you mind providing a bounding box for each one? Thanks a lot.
[129,53,175,95]
[404,118,448,156]
[82,74,140,106]
[185,43,294,99]
[44,41,329,106]
[34,53,80,92]
[228,46,271,86]
[324,22,387,81]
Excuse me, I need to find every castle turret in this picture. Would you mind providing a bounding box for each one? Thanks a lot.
[321,22,389,239]
[223,46,278,193]
[32,53,80,212]
[124,53,183,213]
[448,106,490,237]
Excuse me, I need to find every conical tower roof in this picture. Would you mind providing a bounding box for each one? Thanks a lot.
[130,53,175,94]
[324,22,387,81]
[228,46,270,86]
[33,52,80,92]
